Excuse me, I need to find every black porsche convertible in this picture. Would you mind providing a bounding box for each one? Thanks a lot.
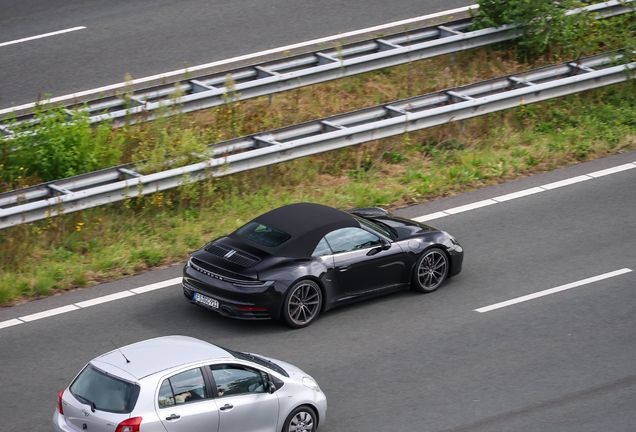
[182,202,463,328]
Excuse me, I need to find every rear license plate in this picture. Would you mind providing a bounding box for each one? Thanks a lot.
[194,292,219,309]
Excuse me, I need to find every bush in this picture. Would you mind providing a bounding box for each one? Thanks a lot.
[1,103,124,185]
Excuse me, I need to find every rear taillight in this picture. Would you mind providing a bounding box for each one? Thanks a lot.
[115,417,142,432]
[57,390,65,415]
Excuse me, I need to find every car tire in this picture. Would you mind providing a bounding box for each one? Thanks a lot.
[282,405,318,432]
[282,280,322,329]
[412,248,448,293]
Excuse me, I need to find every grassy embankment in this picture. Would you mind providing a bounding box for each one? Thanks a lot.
[0,8,634,305]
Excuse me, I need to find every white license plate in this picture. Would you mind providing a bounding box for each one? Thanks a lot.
[194,292,219,309]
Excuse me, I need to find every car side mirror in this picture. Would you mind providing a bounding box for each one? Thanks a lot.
[381,239,391,250]
[267,381,276,394]
[366,247,380,256]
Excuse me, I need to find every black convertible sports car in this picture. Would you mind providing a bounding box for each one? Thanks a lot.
[183,203,463,328]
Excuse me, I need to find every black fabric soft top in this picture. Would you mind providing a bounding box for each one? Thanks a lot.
[229,202,359,257]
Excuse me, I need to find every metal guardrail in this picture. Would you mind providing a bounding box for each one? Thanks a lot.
[1,50,634,229]
[1,0,633,134]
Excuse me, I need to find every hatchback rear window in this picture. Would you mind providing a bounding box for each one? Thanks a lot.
[236,222,291,247]
[70,364,140,413]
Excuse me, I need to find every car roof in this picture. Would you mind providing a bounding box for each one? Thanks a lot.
[92,336,233,380]
[230,202,359,257]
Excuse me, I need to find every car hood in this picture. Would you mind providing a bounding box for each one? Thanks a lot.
[370,214,437,240]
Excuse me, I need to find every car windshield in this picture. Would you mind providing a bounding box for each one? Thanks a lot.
[236,222,291,247]
[69,364,140,413]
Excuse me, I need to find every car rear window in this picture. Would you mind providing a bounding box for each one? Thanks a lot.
[69,364,140,414]
[236,222,291,247]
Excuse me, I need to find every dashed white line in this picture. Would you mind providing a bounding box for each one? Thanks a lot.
[475,268,633,313]
[0,26,87,48]
[0,5,478,115]
[0,159,634,331]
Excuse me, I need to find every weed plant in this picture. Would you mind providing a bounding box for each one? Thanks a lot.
[0,8,635,304]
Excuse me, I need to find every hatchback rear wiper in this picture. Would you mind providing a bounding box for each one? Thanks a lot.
[76,394,97,412]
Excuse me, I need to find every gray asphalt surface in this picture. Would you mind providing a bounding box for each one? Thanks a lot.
[1,0,474,109]
[1,150,635,431]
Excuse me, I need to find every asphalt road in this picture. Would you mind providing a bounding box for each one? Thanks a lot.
[1,150,635,431]
[1,0,475,109]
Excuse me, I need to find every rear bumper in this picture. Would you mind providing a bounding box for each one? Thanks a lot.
[51,412,74,432]
[183,265,286,320]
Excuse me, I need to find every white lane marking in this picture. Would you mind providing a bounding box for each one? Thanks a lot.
[0,26,87,48]
[415,161,635,222]
[0,319,23,329]
[0,278,183,329]
[0,5,477,115]
[475,268,633,313]
[75,291,136,308]
[445,199,497,214]
[541,175,591,190]
[413,212,449,222]
[131,277,183,294]
[587,163,636,178]
[19,304,80,322]
[493,187,544,202]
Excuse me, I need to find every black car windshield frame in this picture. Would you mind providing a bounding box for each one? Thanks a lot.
[352,215,394,240]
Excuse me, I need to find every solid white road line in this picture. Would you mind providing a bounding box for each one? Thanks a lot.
[587,163,636,178]
[0,27,87,48]
[415,161,636,222]
[475,268,633,313]
[540,175,591,190]
[0,5,478,115]
[75,291,136,308]
[445,199,497,214]
[492,187,545,203]
[19,304,80,322]
[130,277,183,294]
[0,319,23,329]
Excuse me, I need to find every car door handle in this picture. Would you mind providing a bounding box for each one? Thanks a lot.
[165,414,180,421]
[220,403,234,411]
[338,266,351,272]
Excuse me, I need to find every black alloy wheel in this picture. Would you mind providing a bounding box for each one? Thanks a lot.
[413,248,448,293]
[282,280,322,328]
[282,405,317,432]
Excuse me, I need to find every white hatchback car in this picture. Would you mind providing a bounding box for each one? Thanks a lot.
[52,336,326,432]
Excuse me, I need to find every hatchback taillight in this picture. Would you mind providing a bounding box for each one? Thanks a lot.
[115,417,142,432]
[57,390,65,415]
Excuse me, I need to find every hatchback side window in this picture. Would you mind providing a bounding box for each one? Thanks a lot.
[324,227,381,254]
[158,368,208,408]
[210,365,266,397]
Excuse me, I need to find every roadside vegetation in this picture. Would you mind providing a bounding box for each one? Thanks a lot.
[0,1,634,304]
